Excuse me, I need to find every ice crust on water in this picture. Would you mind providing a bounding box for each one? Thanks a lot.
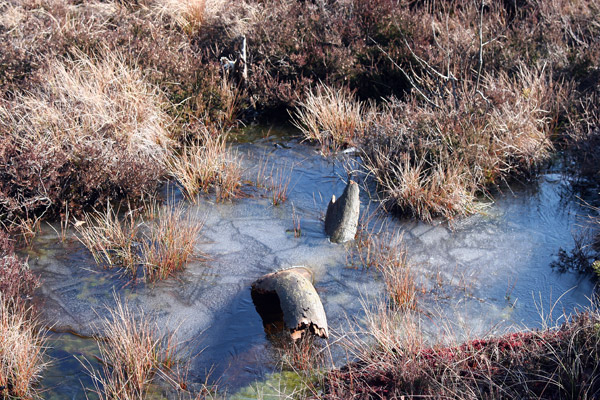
[27,137,595,394]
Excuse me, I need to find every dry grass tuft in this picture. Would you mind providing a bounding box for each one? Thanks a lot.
[269,166,292,206]
[76,203,140,274]
[153,0,232,32]
[168,126,242,203]
[0,230,45,399]
[0,294,47,399]
[350,228,417,311]
[141,202,204,282]
[0,49,172,222]
[76,201,204,282]
[86,296,181,400]
[0,255,40,306]
[373,234,417,311]
[292,85,371,153]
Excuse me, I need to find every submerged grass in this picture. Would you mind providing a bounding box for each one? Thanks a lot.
[76,200,204,282]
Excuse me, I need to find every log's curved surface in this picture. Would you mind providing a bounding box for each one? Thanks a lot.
[325,180,360,243]
[251,267,328,340]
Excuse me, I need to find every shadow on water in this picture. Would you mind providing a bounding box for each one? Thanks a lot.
[41,333,100,400]
[24,124,598,397]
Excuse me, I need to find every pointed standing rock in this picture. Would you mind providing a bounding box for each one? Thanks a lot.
[251,267,328,340]
[325,180,360,243]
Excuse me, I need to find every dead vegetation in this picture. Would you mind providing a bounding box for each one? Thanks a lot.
[0,0,599,396]
[76,201,204,282]
[349,228,418,311]
[84,296,183,400]
[0,295,47,399]
[0,50,172,225]
[1,0,598,226]
[293,85,372,153]
[167,126,242,203]
[326,307,600,399]
[0,230,45,399]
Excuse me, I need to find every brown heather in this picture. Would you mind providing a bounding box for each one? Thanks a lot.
[327,308,600,399]
[1,0,598,224]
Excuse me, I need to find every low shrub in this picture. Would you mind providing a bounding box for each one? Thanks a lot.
[326,310,600,399]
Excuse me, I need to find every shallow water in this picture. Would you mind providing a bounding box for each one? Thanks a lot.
[26,126,595,397]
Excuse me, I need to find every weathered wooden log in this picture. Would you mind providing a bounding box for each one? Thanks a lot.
[325,180,360,243]
[251,267,328,340]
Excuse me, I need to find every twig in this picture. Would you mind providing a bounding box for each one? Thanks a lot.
[475,0,485,94]
[368,37,439,109]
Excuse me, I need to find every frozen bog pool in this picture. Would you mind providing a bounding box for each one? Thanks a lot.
[26,126,595,397]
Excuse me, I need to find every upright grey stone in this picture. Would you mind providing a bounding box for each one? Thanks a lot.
[324,180,360,243]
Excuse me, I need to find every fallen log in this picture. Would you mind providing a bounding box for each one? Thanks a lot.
[251,267,328,340]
